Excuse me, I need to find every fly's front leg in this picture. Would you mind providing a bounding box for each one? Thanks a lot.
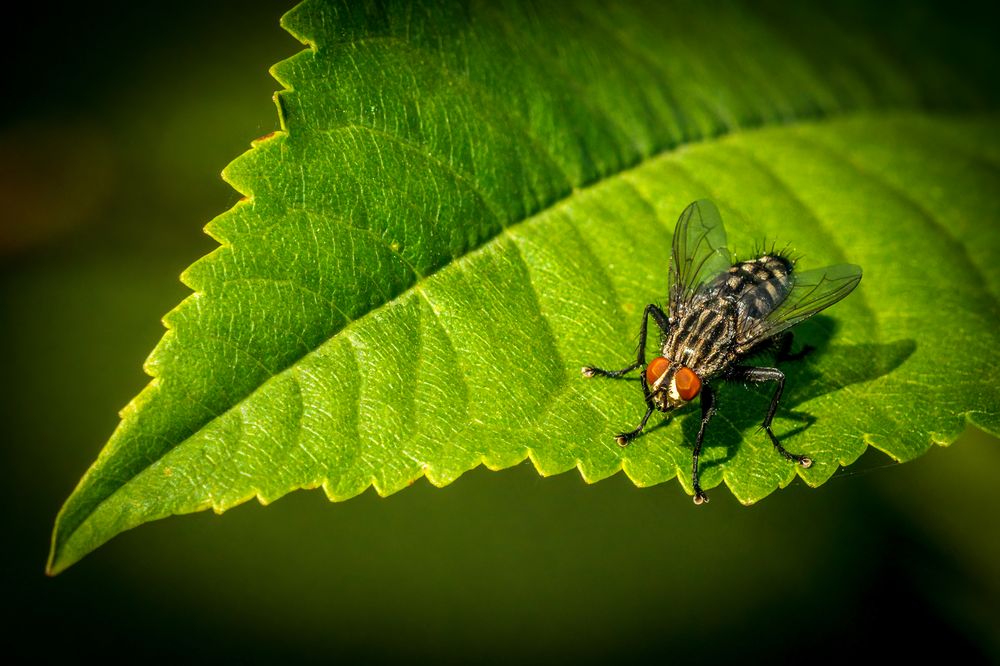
[615,347,656,447]
[727,366,813,468]
[614,405,654,447]
[691,384,717,505]
[581,359,642,379]
[582,304,670,446]
[581,304,669,380]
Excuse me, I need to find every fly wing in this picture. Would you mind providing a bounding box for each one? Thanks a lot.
[669,200,733,310]
[740,263,862,345]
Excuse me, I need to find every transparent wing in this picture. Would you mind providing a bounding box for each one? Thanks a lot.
[669,199,733,309]
[742,263,863,344]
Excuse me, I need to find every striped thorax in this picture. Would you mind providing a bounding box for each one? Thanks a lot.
[647,255,793,411]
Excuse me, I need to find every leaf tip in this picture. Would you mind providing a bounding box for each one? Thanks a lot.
[46,518,73,577]
[44,550,58,577]
[45,555,66,578]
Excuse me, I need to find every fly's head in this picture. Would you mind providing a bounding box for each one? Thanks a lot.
[645,356,702,411]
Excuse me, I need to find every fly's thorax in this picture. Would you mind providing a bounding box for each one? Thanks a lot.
[662,302,738,379]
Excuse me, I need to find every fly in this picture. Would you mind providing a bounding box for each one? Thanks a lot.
[582,200,862,504]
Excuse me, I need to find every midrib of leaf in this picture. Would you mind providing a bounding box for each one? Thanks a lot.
[49,0,1000,573]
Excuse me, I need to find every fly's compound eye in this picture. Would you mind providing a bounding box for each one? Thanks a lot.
[645,356,671,386]
[675,367,702,401]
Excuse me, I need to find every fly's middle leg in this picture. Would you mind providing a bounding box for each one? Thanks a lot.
[728,366,813,468]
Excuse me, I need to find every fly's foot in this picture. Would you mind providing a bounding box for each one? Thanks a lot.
[770,434,811,468]
[581,366,596,377]
[616,423,648,446]
[693,488,709,505]
[779,448,812,468]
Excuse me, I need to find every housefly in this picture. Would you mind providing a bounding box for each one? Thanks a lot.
[582,200,862,504]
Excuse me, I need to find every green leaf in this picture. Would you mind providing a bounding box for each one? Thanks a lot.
[49,0,1000,574]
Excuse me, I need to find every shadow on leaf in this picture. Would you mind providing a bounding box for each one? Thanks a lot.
[677,316,916,476]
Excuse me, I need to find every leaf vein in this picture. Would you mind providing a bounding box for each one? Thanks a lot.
[321,124,506,228]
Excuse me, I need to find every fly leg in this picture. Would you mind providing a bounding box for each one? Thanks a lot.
[727,366,813,468]
[581,304,670,446]
[581,304,669,379]
[614,405,654,447]
[691,384,717,505]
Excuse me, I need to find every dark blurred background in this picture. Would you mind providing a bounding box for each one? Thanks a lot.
[2,2,998,662]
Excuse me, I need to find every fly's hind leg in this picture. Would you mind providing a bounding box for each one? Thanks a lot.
[582,304,670,447]
[727,366,813,468]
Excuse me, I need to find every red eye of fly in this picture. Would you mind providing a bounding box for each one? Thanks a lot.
[675,367,702,401]
[645,356,671,386]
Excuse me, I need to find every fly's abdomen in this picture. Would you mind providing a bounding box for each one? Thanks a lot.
[713,255,793,319]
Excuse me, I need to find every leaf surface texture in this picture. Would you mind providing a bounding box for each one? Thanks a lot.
[49,0,1000,573]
